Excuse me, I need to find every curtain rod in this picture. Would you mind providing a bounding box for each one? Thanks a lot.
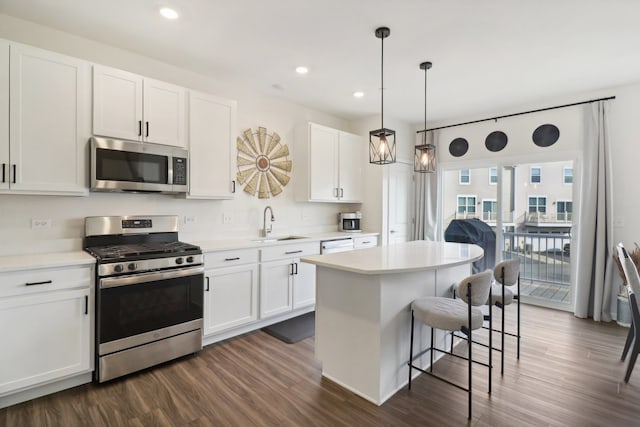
[416,95,616,134]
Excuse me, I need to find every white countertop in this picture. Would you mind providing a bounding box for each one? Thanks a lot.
[301,240,483,275]
[193,231,378,252]
[0,251,96,273]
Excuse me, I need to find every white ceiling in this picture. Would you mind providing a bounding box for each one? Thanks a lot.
[1,0,639,125]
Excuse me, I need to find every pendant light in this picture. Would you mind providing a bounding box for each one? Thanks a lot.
[369,27,396,165]
[414,61,436,173]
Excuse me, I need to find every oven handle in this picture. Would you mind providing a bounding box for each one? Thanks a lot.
[99,266,205,289]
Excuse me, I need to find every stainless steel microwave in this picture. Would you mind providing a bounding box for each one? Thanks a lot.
[339,212,362,232]
[90,137,189,194]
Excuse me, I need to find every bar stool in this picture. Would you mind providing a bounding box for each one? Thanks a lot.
[490,258,521,375]
[408,270,493,419]
[617,243,640,383]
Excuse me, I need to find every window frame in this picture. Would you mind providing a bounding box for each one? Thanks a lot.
[489,167,497,185]
[459,168,471,185]
[563,167,573,184]
[457,194,477,216]
[530,166,542,184]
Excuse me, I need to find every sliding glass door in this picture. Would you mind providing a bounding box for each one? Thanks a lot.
[442,160,574,309]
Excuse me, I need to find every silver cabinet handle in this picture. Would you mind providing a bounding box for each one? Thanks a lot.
[224,257,240,261]
[205,276,210,292]
[285,250,303,255]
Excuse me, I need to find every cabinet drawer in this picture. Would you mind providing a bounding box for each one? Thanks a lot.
[261,242,320,262]
[0,266,92,298]
[205,248,259,269]
[354,236,378,249]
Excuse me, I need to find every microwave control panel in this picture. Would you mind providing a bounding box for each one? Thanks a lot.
[173,158,187,185]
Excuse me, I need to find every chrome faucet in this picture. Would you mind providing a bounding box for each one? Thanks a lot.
[262,206,275,237]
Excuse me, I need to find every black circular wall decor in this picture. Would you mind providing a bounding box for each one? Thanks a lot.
[449,138,469,157]
[485,131,508,152]
[532,124,560,147]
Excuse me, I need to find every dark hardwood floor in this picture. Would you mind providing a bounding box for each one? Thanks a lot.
[2,304,639,426]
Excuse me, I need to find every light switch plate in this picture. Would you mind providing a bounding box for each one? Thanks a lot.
[223,212,233,224]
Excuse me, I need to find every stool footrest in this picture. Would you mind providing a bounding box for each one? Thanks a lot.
[408,363,469,392]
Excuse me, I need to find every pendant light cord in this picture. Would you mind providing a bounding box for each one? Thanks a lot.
[380,35,384,129]
[423,65,427,142]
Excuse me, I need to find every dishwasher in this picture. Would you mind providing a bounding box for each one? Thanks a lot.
[320,237,354,254]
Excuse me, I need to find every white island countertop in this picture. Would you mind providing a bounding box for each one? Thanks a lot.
[301,240,483,275]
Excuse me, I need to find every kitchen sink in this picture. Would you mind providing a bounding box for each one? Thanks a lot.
[251,235,308,243]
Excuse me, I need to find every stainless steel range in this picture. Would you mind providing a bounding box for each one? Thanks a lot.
[84,215,204,382]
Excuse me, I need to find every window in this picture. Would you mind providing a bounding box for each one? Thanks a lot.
[459,169,470,185]
[528,196,547,214]
[482,199,497,221]
[489,167,497,185]
[457,195,477,216]
[563,167,573,184]
[530,166,541,184]
[556,200,573,221]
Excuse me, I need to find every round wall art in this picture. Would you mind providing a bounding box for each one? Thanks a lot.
[485,131,508,152]
[236,127,291,198]
[449,137,469,157]
[532,124,560,147]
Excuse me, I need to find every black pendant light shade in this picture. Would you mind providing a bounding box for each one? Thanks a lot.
[369,27,396,165]
[414,61,436,173]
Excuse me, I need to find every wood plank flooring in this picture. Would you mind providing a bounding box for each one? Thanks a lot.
[2,304,640,426]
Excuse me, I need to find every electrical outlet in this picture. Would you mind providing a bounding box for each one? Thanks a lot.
[184,216,196,224]
[223,212,233,224]
[31,219,51,229]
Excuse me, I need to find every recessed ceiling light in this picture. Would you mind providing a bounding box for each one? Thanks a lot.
[159,7,179,20]
[295,66,309,75]
[353,91,364,98]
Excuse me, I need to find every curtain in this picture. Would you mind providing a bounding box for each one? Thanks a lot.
[413,131,439,241]
[574,101,614,321]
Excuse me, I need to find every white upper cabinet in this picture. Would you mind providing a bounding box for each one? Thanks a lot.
[188,90,237,199]
[295,122,363,203]
[0,40,8,190]
[93,65,186,148]
[2,42,90,195]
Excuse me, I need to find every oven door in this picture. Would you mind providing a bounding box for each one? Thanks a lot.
[97,266,204,355]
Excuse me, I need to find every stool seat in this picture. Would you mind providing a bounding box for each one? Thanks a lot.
[412,297,484,331]
[488,283,514,305]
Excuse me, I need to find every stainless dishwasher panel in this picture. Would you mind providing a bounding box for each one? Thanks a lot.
[321,237,354,254]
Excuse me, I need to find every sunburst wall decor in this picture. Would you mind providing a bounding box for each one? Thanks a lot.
[236,127,292,198]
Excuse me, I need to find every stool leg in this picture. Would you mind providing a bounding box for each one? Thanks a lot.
[517,274,521,360]
[501,268,506,375]
[467,282,472,420]
[621,323,634,361]
[430,326,434,373]
[489,287,492,394]
[408,311,415,390]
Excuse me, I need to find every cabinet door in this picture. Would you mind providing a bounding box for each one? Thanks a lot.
[292,259,316,309]
[188,91,237,199]
[309,124,339,201]
[204,264,258,336]
[9,43,90,194]
[260,259,293,318]
[0,40,8,191]
[0,288,91,394]
[338,131,363,202]
[93,65,143,142]
[143,78,186,147]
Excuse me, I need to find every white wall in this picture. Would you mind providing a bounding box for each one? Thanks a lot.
[0,14,363,255]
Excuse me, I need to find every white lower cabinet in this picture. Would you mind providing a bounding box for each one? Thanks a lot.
[0,265,92,395]
[260,242,320,319]
[203,248,259,336]
[353,235,378,250]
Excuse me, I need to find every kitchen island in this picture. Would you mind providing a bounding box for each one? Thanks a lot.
[300,240,484,405]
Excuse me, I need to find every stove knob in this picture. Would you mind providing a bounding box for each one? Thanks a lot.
[186,256,194,263]
[175,257,184,265]
[114,264,124,273]
[128,263,137,271]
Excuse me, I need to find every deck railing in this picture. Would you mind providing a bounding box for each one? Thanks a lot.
[502,231,571,286]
